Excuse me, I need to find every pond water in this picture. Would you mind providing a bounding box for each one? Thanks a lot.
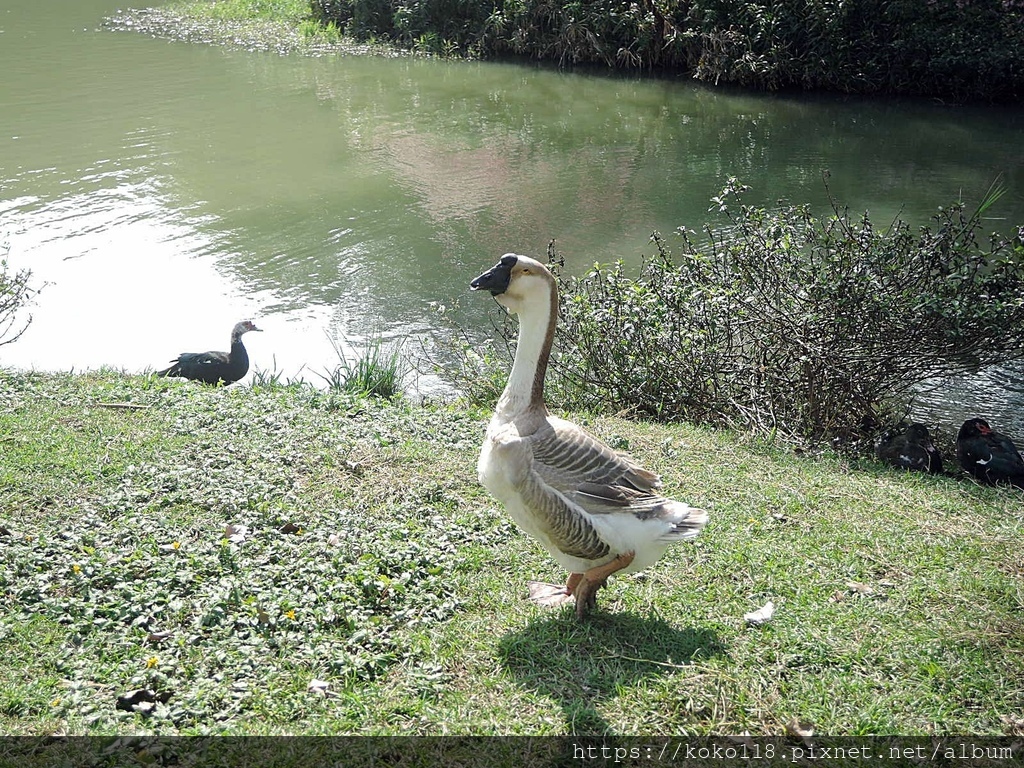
[2,0,1022,438]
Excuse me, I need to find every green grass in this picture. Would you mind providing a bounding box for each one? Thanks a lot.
[182,0,311,23]
[315,334,409,398]
[120,0,353,53]
[0,369,1022,738]
[104,0,420,59]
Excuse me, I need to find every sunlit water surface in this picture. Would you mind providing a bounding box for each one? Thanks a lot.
[2,0,1022,438]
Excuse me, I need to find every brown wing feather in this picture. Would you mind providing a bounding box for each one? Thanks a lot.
[527,416,666,518]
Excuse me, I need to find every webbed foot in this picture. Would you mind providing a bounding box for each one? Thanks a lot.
[527,581,574,607]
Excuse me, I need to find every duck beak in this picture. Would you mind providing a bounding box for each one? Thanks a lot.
[470,256,515,296]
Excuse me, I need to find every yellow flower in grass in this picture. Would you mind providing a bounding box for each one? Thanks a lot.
[145,656,159,669]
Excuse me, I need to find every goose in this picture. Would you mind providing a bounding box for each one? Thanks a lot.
[156,320,261,385]
[874,422,944,474]
[956,417,1024,489]
[470,253,708,618]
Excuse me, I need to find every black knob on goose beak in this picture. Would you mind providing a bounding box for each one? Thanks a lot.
[470,254,517,296]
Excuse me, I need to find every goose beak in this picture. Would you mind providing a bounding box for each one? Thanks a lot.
[470,256,515,296]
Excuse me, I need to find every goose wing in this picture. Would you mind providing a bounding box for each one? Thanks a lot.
[521,415,705,551]
[958,434,991,468]
[893,440,933,472]
[528,416,664,514]
[157,351,231,382]
[528,417,663,495]
[489,414,704,561]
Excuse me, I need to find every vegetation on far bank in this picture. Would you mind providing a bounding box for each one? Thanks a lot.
[7,0,1021,743]
[311,0,1024,102]
[108,0,1024,102]
[104,0,390,57]
[1,370,1022,740]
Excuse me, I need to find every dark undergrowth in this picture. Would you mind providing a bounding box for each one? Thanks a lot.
[310,0,1024,102]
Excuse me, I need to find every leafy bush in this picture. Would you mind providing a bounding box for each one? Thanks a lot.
[308,0,1024,101]
[310,0,491,51]
[0,247,37,350]
[450,182,1024,444]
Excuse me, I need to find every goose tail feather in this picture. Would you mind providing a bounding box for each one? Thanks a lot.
[662,503,709,541]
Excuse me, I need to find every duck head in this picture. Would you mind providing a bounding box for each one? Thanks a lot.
[231,320,262,340]
[470,253,555,315]
[905,423,935,446]
[958,417,992,440]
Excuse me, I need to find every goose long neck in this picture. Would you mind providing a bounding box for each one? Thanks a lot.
[497,282,557,419]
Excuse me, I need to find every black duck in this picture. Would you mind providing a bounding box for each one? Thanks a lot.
[956,417,1024,488]
[156,320,261,385]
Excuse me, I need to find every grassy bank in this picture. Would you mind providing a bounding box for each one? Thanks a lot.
[1,369,1021,737]
[103,0,399,57]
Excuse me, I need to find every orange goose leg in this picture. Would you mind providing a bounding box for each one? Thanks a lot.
[573,552,635,619]
[526,552,636,618]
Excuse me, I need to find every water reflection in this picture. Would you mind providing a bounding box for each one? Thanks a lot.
[914,363,1024,442]
[0,0,1022,435]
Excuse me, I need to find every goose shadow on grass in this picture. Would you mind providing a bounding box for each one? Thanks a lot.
[496,609,725,736]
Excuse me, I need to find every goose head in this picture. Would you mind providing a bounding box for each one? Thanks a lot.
[470,253,556,316]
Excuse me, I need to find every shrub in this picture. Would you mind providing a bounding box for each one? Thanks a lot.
[310,0,491,50]
[0,247,38,350]
[448,182,1024,444]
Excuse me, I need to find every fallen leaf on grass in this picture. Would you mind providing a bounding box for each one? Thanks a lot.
[786,717,815,747]
[278,522,301,534]
[846,581,874,595]
[743,600,775,626]
[146,630,174,644]
[224,524,249,544]
[1001,715,1024,735]
[308,679,331,696]
[326,533,342,547]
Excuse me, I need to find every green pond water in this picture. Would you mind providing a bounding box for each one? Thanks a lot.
[2,0,1022,436]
